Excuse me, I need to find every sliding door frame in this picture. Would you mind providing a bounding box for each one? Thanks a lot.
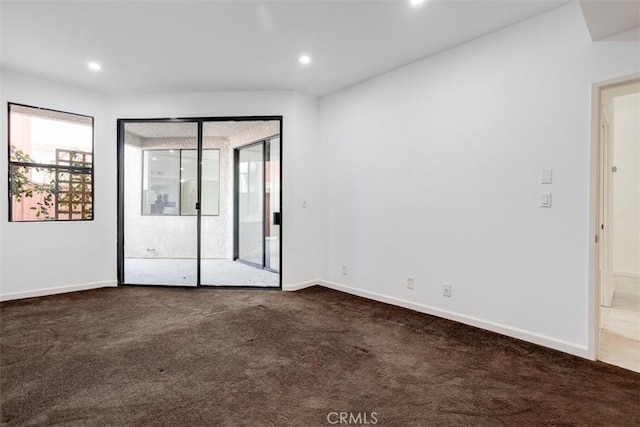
[263,137,280,274]
[233,141,262,268]
[233,137,280,273]
[116,115,283,289]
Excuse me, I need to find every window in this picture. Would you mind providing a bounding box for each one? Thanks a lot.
[8,103,94,221]
[142,149,219,216]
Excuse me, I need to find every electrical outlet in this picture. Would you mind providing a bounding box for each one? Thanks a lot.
[442,283,452,297]
[341,265,348,275]
[407,277,415,290]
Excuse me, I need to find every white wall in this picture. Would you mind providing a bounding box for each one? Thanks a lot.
[0,70,117,299]
[112,91,322,285]
[0,75,321,296]
[318,2,640,357]
[612,92,640,276]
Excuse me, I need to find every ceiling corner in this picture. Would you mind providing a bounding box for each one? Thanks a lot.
[579,0,640,41]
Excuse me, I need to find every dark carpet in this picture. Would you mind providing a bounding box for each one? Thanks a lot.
[1,286,638,426]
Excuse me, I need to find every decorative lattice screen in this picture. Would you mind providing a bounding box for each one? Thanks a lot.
[55,149,93,220]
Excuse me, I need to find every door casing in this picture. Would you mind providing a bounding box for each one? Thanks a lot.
[589,74,640,361]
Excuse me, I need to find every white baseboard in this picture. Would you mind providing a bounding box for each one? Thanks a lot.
[311,280,589,359]
[614,270,640,279]
[0,281,117,302]
[282,280,319,291]
[1,278,590,359]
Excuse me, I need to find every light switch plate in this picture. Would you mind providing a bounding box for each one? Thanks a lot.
[541,169,553,184]
[540,192,552,208]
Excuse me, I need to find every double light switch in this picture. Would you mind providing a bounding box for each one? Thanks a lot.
[540,169,552,208]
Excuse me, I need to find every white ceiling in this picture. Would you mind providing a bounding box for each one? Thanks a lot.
[1,0,571,97]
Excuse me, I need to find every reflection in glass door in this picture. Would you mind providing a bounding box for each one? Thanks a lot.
[236,143,265,266]
[265,137,280,272]
[235,136,281,274]
[122,121,198,286]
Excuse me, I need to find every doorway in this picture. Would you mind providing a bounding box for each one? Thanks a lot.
[117,117,282,288]
[234,137,281,272]
[597,79,640,372]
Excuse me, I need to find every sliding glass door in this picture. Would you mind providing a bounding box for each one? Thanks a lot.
[122,121,198,286]
[235,137,280,273]
[236,143,265,266]
[118,117,282,287]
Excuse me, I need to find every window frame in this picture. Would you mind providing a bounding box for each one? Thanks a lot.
[7,102,95,222]
[140,148,221,217]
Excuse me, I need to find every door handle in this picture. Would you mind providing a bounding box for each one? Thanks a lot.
[273,212,281,225]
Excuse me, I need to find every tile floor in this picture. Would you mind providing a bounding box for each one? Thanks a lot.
[124,258,279,287]
[599,274,640,372]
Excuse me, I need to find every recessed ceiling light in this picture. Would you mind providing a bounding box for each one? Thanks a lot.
[410,0,425,5]
[87,62,101,71]
[299,55,311,65]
